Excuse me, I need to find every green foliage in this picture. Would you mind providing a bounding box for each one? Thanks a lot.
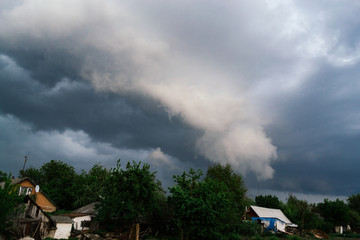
[169,165,249,240]
[348,194,360,215]
[237,221,261,236]
[330,233,360,238]
[284,194,321,230]
[317,199,350,228]
[206,163,250,217]
[20,160,111,210]
[19,167,42,184]
[349,210,360,229]
[0,172,23,234]
[72,163,109,209]
[39,160,77,210]
[287,235,302,240]
[255,195,283,210]
[96,160,161,230]
[252,235,262,240]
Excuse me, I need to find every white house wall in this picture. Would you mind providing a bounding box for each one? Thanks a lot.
[73,215,92,230]
[53,223,72,239]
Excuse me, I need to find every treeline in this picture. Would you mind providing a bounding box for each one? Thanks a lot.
[255,194,360,233]
[11,160,256,239]
[2,159,360,239]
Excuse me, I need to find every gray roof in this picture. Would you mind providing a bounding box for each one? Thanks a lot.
[51,215,73,224]
[12,177,34,185]
[72,202,98,215]
[250,205,292,224]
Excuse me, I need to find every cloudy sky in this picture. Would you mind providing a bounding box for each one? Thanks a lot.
[1,0,360,202]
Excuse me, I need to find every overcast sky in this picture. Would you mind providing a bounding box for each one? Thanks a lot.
[1,0,360,202]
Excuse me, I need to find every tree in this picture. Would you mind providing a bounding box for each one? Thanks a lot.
[255,195,283,210]
[348,194,360,214]
[96,160,161,231]
[169,166,249,240]
[72,163,109,209]
[205,163,250,217]
[19,167,42,184]
[0,171,23,234]
[284,194,321,230]
[317,199,350,228]
[169,168,204,240]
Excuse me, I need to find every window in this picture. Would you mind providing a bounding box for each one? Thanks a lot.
[81,221,91,228]
[19,186,32,195]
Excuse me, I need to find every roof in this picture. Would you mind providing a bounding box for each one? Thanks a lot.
[249,205,292,224]
[11,177,59,209]
[11,177,36,185]
[72,202,98,215]
[60,213,88,218]
[51,215,73,224]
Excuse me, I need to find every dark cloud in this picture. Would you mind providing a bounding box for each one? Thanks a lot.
[1,0,360,198]
[0,55,203,170]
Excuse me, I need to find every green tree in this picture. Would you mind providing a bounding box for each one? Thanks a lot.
[19,167,42,184]
[284,194,321,230]
[255,195,283,210]
[96,160,161,230]
[348,194,360,214]
[317,199,350,228]
[205,163,250,217]
[169,166,249,240]
[72,163,109,209]
[348,194,360,230]
[0,171,23,234]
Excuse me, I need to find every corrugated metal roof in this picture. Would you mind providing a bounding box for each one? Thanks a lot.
[72,202,98,215]
[250,205,292,224]
[51,215,73,224]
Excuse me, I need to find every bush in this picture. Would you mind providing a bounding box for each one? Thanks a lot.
[253,235,262,240]
[287,235,302,240]
[237,221,261,236]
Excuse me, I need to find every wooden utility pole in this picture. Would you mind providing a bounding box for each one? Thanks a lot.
[22,154,29,171]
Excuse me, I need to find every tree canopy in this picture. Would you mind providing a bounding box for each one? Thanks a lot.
[96,160,162,230]
[0,171,23,234]
[255,195,283,210]
[169,164,250,240]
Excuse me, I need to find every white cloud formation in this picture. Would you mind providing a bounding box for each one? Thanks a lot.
[146,147,183,188]
[3,0,359,181]
[0,0,281,180]
[147,147,172,167]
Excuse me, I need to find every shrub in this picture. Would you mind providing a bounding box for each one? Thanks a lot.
[237,221,261,236]
[287,235,302,240]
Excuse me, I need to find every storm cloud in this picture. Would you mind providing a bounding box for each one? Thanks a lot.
[1,0,360,198]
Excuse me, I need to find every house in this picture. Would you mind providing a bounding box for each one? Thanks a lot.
[61,202,99,232]
[12,178,57,213]
[11,196,57,239]
[244,205,298,233]
[50,216,73,239]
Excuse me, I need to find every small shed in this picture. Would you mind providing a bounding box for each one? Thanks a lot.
[244,205,297,233]
[50,216,73,239]
[61,202,98,232]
